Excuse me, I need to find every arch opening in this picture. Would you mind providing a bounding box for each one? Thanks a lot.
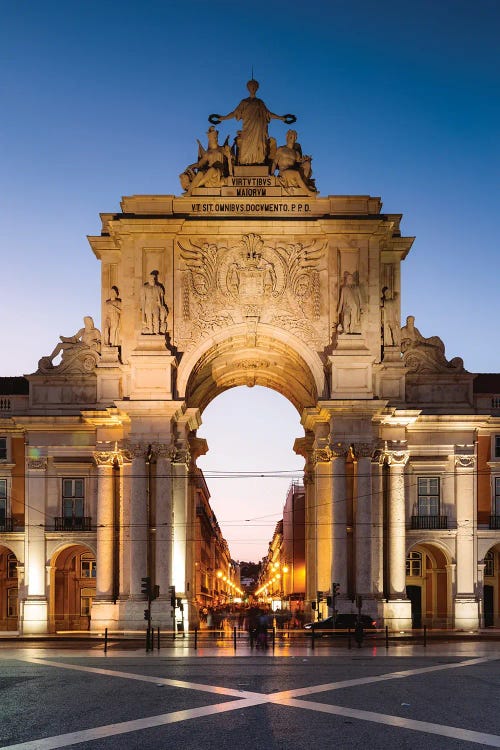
[50,544,96,632]
[406,542,451,628]
[0,545,18,631]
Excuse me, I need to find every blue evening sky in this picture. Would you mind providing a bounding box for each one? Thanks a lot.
[1,1,498,560]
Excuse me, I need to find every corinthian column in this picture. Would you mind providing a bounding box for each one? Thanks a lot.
[129,444,148,598]
[387,449,409,597]
[155,445,173,597]
[355,444,373,597]
[331,442,348,595]
[93,452,115,600]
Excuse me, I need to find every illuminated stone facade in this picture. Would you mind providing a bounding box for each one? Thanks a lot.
[1,82,500,633]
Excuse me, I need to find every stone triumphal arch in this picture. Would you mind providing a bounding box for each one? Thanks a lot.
[9,79,492,634]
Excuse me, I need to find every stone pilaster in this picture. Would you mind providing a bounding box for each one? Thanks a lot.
[453,449,479,629]
[23,456,49,634]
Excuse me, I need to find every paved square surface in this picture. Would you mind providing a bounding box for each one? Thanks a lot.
[0,642,499,749]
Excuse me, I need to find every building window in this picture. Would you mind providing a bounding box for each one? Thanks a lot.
[417,477,440,516]
[0,479,6,524]
[80,588,94,617]
[7,554,17,578]
[495,436,500,459]
[406,551,422,577]
[494,478,500,516]
[62,478,84,519]
[7,587,18,618]
[80,554,96,578]
[484,551,495,577]
[0,438,6,461]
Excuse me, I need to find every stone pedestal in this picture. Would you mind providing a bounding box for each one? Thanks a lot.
[382,599,412,631]
[329,341,373,399]
[454,598,479,630]
[129,335,176,400]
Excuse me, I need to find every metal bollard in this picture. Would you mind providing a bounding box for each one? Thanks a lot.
[385,625,389,650]
[194,627,198,650]
[348,627,352,649]
[104,627,108,654]
[272,626,276,651]
[157,626,160,651]
[424,624,427,647]
[311,624,315,650]
[233,626,237,651]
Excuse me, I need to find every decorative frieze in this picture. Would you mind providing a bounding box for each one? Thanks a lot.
[26,457,48,471]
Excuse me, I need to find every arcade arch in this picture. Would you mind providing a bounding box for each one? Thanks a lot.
[406,542,452,628]
[50,543,96,632]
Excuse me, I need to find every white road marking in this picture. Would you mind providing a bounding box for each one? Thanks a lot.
[4,654,498,750]
[0,697,267,750]
[273,697,500,748]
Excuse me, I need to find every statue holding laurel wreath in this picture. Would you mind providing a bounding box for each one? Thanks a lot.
[209,79,296,166]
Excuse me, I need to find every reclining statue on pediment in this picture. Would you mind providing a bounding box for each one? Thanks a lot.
[37,316,101,374]
[401,315,465,374]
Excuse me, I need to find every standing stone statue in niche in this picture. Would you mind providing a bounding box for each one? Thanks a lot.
[271,129,316,195]
[141,271,168,335]
[381,287,400,347]
[209,79,296,165]
[337,272,363,334]
[179,126,232,195]
[104,286,122,346]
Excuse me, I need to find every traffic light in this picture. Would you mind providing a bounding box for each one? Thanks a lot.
[144,609,149,621]
[141,577,151,598]
[152,584,160,600]
[326,596,332,607]
[168,585,176,607]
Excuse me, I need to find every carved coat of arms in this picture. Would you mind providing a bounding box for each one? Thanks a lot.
[176,233,326,351]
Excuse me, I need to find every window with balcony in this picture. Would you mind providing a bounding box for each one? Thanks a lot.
[0,479,11,532]
[0,438,7,461]
[55,478,90,530]
[495,436,500,459]
[411,477,447,529]
[490,478,500,529]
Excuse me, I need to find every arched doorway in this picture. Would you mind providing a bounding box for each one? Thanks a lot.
[0,545,18,631]
[406,543,451,628]
[51,544,96,631]
[483,543,499,627]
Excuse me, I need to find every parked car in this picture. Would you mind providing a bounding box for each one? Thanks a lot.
[304,613,377,634]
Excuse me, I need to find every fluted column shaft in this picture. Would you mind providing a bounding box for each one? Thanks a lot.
[130,449,148,598]
[332,449,348,594]
[387,451,409,597]
[94,457,114,600]
[356,453,373,595]
[156,449,173,595]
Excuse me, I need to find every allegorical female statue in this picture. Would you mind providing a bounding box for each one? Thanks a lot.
[209,79,295,165]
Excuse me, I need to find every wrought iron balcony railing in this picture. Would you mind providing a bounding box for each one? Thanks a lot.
[410,515,448,530]
[489,515,500,529]
[54,516,92,531]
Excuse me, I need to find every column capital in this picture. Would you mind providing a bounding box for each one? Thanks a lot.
[26,457,47,471]
[352,442,375,459]
[121,441,149,460]
[454,454,475,469]
[313,446,333,465]
[329,440,350,458]
[93,451,116,467]
[386,450,410,467]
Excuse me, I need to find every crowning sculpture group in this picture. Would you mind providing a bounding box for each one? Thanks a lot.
[35,79,465,378]
[179,79,317,196]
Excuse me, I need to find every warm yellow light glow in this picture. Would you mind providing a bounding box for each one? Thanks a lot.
[282,565,289,573]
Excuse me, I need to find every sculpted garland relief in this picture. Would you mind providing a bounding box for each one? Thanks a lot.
[175,233,326,351]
